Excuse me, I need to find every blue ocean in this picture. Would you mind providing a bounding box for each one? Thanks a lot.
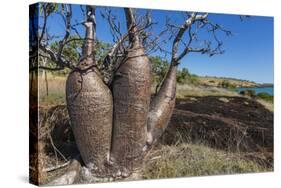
[236,87,273,96]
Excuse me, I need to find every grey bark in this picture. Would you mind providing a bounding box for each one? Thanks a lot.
[110,8,151,173]
[147,64,177,145]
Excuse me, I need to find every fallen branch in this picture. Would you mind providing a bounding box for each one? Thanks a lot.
[46,156,81,186]
[42,161,71,172]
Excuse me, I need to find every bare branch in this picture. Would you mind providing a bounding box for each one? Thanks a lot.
[42,161,71,172]
[39,44,76,70]
[136,10,156,32]
[125,8,136,30]
[57,4,72,57]
[101,8,123,42]
[30,66,64,72]
[39,4,48,44]
[171,12,208,64]
[167,11,231,65]
[37,4,77,71]
[106,34,128,58]
[124,8,140,44]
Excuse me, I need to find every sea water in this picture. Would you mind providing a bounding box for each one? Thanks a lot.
[236,87,273,96]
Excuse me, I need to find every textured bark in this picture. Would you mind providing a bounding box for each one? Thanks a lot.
[66,20,113,176]
[147,64,177,145]
[110,8,151,173]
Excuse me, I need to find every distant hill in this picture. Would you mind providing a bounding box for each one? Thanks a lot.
[195,76,258,88]
[256,83,274,88]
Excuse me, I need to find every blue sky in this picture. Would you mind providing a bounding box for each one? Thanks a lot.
[42,4,274,84]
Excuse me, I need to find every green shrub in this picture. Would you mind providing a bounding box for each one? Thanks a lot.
[150,56,169,87]
[176,69,199,85]
[239,89,256,97]
[189,74,199,85]
[220,80,236,90]
[177,68,190,84]
[256,92,273,103]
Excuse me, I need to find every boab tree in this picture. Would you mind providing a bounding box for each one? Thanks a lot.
[30,3,232,183]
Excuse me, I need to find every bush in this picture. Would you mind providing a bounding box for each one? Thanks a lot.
[176,69,199,85]
[256,92,273,103]
[150,56,169,86]
[220,80,236,90]
[239,89,256,97]
[177,68,190,84]
[189,74,199,85]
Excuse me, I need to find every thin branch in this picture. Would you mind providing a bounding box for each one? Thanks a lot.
[38,4,76,71]
[48,131,68,162]
[101,8,123,42]
[57,4,72,57]
[30,66,64,71]
[39,4,48,44]
[171,12,208,63]
[124,8,139,44]
[39,44,76,70]
[137,10,156,33]
[107,34,128,57]
[42,161,71,172]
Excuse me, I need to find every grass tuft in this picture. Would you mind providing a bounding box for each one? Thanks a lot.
[143,144,272,179]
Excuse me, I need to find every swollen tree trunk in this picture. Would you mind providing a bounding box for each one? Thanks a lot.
[110,8,151,173]
[147,63,177,145]
[66,10,113,176]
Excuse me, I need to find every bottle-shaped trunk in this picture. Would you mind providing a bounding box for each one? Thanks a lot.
[66,21,113,176]
[110,8,151,173]
[147,65,177,145]
[110,44,151,173]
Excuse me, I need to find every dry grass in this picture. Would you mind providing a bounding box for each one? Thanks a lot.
[143,143,272,179]
[38,73,66,105]
[196,76,257,88]
[36,74,270,110]
[176,84,273,112]
[30,105,78,185]
[35,104,272,184]
[176,84,239,98]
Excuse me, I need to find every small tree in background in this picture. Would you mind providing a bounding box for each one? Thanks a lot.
[150,56,169,93]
